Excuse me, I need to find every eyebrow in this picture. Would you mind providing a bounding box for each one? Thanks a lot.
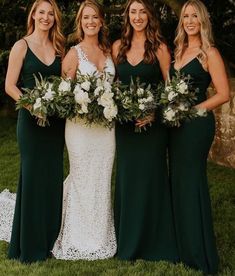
[130,8,146,11]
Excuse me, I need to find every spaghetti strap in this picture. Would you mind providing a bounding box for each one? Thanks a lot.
[22,38,28,47]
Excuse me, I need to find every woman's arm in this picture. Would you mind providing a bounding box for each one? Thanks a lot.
[5,40,27,101]
[196,47,230,110]
[62,48,78,79]
[111,39,121,65]
[156,43,171,81]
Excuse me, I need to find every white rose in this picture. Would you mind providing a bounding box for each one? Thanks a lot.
[73,84,83,94]
[165,86,174,93]
[74,90,91,105]
[164,107,176,121]
[178,103,189,111]
[139,103,145,110]
[137,88,144,96]
[58,79,71,92]
[94,86,103,96]
[33,98,42,110]
[177,80,188,94]
[42,88,55,101]
[103,81,112,92]
[146,96,154,102]
[96,78,102,87]
[168,91,178,102]
[103,104,118,121]
[81,81,91,91]
[196,108,207,117]
[98,92,114,107]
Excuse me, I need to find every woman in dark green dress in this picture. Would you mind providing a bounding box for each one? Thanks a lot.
[168,0,230,274]
[112,0,178,262]
[5,0,65,263]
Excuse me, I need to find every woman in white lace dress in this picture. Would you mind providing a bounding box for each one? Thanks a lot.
[52,0,116,260]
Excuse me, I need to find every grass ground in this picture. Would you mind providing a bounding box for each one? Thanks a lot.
[0,117,234,275]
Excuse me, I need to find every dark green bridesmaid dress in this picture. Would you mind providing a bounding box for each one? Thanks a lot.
[114,60,178,262]
[8,41,65,263]
[169,58,219,274]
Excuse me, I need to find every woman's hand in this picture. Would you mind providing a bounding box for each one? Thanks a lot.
[135,113,155,128]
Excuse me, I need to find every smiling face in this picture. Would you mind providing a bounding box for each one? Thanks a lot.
[128,1,148,32]
[183,4,201,37]
[32,1,55,31]
[81,6,102,37]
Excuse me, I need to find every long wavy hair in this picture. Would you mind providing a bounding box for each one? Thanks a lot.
[73,0,110,54]
[26,0,65,57]
[117,0,163,64]
[174,0,214,68]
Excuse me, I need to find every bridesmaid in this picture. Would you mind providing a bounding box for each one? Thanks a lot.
[168,0,230,274]
[112,0,178,262]
[5,0,65,263]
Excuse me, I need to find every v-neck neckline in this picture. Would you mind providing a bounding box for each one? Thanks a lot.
[78,44,109,74]
[27,47,57,67]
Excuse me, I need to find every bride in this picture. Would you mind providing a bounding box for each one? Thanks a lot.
[52,0,116,260]
[0,0,116,260]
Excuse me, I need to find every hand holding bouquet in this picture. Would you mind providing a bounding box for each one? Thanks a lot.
[16,73,57,126]
[158,72,207,127]
[114,77,157,132]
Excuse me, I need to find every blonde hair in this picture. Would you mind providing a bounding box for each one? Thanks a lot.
[73,0,110,54]
[117,0,163,64]
[26,0,65,57]
[174,0,214,68]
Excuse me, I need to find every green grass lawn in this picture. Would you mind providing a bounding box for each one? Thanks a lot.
[0,117,234,276]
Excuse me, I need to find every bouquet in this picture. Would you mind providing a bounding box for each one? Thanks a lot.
[71,71,118,129]
[50,77,76,119]
[114,77,157,132]
[16,73,57,126]
[158,71,207,127]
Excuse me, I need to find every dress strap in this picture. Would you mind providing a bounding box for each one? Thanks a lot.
[73,44,88,63]
[22,38,28,48]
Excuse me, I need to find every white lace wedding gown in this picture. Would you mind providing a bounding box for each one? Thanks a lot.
[52,44,117,260]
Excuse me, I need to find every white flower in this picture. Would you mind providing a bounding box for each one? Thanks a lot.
[164,107,176,121]
[177,80,188,94]
[137,88,144,96]
[81,81,91,91]
[58,79,71,92]
[146,96,154,102]
[42,85,55,101]
[94,86,103,96]
[139,104,145,110]
[33,98,42,110]
[78,104,89,114]
[103,80,112,92]
[98,92,114,107]
[73,83,83,94]
[168,91,178,101]
[74,90,91,105]
[196,108,207,117]
[103,104,118,121]
[165,86,174,93]
[178,103,189,111]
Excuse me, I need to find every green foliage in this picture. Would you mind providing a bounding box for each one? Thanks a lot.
[0,117,234,275]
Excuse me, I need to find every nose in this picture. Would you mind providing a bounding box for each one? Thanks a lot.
[188,15,193,23]
[135,12,141,20]
[88,16,94,23]
[43,13,49,20]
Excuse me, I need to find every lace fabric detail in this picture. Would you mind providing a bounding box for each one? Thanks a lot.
[73,44,115,78]
[52,45,117,260]
[0,189,16,242]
